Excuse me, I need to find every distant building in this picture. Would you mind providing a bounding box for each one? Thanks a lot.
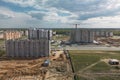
[21,30,28,36]
[0,31,4,39]
[4,30,22,40]
[70,29,94,43]
[53,31,56,35]
[28,28,52,40]
[6,39,51,58]
[94,31,113,37]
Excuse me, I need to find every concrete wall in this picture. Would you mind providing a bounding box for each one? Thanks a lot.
[28,28,52,40]
[70,29,94,43]
[6,39,50,58]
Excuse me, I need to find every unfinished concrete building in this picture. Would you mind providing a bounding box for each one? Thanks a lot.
[4,30,22,40]
[6,40,50,58]
[94,31,113,37]
[70,29,94,43]
[28,28,52,40]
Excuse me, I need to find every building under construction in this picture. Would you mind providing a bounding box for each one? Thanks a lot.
[5,28,51,58]
[69,24,114,43]
[70,29,94,43]
[6,39,50,58]
[28,28,52,40]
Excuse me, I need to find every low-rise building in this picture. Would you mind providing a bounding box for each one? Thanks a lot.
[0,31,4,39]
[4,30,22,40]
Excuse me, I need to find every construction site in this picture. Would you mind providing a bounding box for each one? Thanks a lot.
[96,36,120,47]
[0,28,120,80]
[0,50,73,80]
[0,28,73,80]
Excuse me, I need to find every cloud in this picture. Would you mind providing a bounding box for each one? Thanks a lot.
[43,0,120,20]
[1,0,79,23]
[45,0,105,11]
[28,11,46,19]
[42,8,78,23]
[27,7,78,23]
[79,15,120,28]
[0,7,38,28]
[2,0,120,20]
[1,0,35,7]
[1,0,120,28]
[0,7,71,28]
[0,7,15,19]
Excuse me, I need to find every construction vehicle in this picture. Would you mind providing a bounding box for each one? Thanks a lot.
[42,59,50,67]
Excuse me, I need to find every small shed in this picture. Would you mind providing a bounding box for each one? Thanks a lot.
[109,59,119,65]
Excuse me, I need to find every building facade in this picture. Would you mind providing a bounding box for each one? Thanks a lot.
[4,30,22,40]
[94,31,113,37]
[0,31,4,39]
[70,29,94,43]
[6,40,50,58]
[28,28,52,40]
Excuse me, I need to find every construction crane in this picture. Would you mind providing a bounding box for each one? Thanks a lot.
[71,24,80,42]
[72,24,80,29]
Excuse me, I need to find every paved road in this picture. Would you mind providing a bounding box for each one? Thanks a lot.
[65,46,120,51]
[53,44,120,51]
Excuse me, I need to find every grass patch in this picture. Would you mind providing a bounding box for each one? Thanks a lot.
[77,75,120,80]
[70,50,120,80]
[96,76,120,80]
[0,39,4,44]
[89,61,111,72]
[69,50,120,72]
[70,53,100,72]
[0,50,5,57]
[76,75,88,80]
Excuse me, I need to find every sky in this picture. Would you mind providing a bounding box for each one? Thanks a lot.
[0,0,120,28]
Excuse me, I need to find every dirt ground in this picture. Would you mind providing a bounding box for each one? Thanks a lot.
[97,37,120,47]
[0,51,73,80]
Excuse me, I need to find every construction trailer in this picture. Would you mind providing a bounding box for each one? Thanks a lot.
[70,29,94,43]
[109,59,119,65]
[6,39,51,58]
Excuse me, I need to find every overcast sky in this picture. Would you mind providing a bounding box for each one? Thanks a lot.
[0,0,120,28]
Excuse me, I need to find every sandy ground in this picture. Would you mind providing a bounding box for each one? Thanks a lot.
[0,51,73,80]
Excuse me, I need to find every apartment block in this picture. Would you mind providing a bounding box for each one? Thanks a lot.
[70,29,94,43]
[6,39,50,58]
[94,31,113,37]
[4,31,22,40]
[28,28,52,40]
